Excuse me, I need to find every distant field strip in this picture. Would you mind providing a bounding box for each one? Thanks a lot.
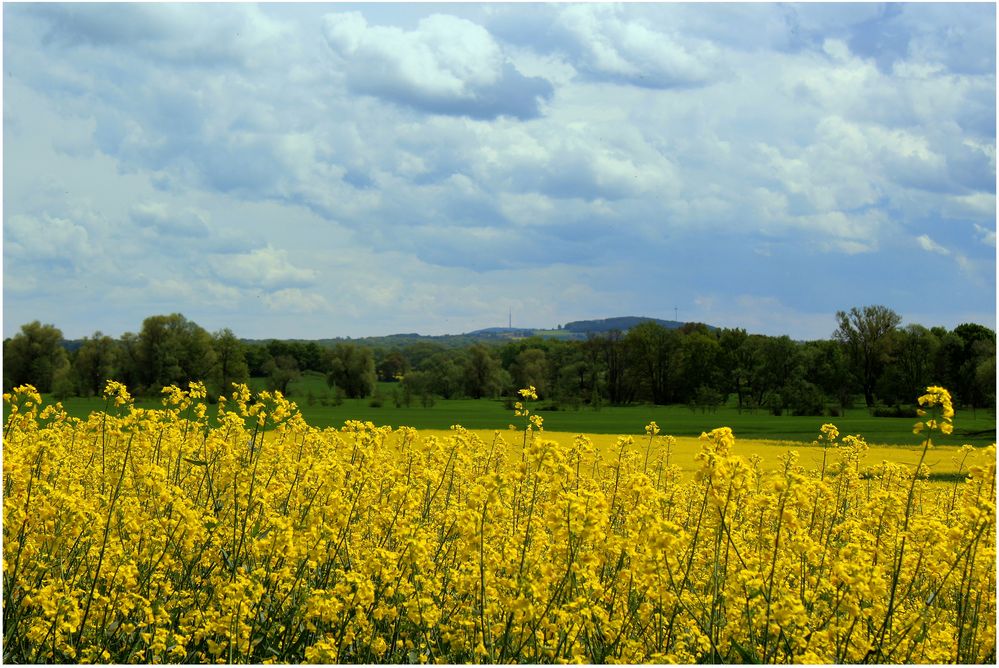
[380,429,983,482]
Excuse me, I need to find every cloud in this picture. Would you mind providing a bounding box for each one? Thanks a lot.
[899,3,996,75]
[35,3,291,70]
[943,193,997,220]
[689,293,838,339]
[914,234,979,279]
[263,288,330,314]
[4,213,92,263]
[973,223,996,247]
[322,12,552,119]
[557,5,722,89]
[131,202,210,237]
[210,246,318,290]
[2,4,994,340]
[916,234,950,255]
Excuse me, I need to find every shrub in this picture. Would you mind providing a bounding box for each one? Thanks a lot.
[873,404,919,418]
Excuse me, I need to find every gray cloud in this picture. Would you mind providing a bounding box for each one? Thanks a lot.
[131,202,210,237]
[4,213,92,264]
[34,3,291,70]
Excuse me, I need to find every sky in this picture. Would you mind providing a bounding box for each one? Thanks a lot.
[3,2,996,341]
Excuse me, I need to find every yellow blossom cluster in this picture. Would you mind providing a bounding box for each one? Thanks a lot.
[913,385,956,437]
[2,383,994,663]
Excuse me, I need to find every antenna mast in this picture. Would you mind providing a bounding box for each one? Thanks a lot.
[509,308,512,329]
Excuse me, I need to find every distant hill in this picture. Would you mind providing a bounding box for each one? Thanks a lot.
[563,316,687,333]
[235,316,716,350]
[468,327,538,336]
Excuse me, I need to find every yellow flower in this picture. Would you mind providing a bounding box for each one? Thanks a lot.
[914,385,955,439]
[103,380,132,406]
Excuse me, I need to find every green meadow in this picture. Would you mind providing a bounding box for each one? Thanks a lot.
[21,372,996,447]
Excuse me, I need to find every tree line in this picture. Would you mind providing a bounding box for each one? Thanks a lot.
[3,307,995,415]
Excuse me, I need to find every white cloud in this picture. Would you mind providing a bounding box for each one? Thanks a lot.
[324,12,503,96]
[973,223,996,247]
[944,193,997,220]
[263,289,330,314]
[4,213,92,262]
[914,235,978,280]
[822,38,852,62]
[321,11,551,119]
[556,5,721,88]
[916,234,950,255]
[210,246,318,290]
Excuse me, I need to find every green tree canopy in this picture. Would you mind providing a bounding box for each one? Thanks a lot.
[133,314,217,394]
[625,322,682,405]
[834,305,902,408]
[326,344,376,398]
[210,328,250,399]
[511,348,548,398]
[463,344,504,399]
[74,331,122,396]
[3,321,69,393]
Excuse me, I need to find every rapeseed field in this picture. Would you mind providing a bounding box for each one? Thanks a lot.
[3,382,994,663]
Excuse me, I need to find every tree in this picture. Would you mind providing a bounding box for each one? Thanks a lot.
[834,305,902,408]
[801,339,853,410]
[210,329,250,398]
[974,351,996,413]
[74,331,121,396]
[326,344,376,398]
[625,322,682,405]
[463,345,504,399]
[579,336,607,406]
[421,352,466,399]
[876,325,940,405]
[264,355,300,395]
[243,344,272,377]
[376,351,409,382]
[597,331,635,405]
[783,377,826,416]
[511,348,548,398]
[546,342,593,409]
[134,314,217,394]
[399,342,447,370]
[3,321,69,393]
[758,335,802,413]
[949,323,996,408]
[117,332,143,391]
[679,329,722,402]
[51,360,77,400]
[400,370,435,407]
[299,342,325,373]
[718,328,756,412]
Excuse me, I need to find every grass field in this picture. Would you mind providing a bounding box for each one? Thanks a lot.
[14,372,996,447]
